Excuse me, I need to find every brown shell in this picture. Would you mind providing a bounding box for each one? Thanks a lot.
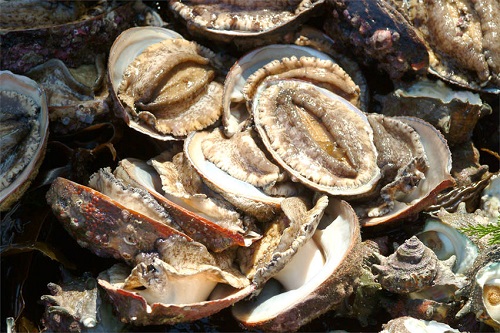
[167,1,326,51]
[372,236,439,294]
[232,198,362,332]
[1,2,158,74]
[114,158,254,252]
[360,117,455,227]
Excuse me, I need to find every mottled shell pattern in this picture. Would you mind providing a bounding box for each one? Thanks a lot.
[372,236,439,294]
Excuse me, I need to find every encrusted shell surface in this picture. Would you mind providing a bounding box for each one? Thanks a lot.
[360,116,455,227]
[324,0,429,80]
[389,0,500,92]
[252,79,380,197]
[45,177,193,263]
[25,57,110,135]
[114,158,257,252]
[1,2,159,74]
[40,270,101,331]
[167,0,326,51]
[378,78,492,146]
[372,236,439,294]
[231,198,362,332]
[0,71,49,211]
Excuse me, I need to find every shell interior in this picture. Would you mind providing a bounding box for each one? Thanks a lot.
[0,71,49,209]
[231,199,356,324]
[108,27,184,140]
[361,117,454,226]
[184,130,284,206]
[417,219,478,274]
[223,44,335,135]
[476,262,500,324]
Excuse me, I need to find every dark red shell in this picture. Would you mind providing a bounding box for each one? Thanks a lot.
[46,177,191,263]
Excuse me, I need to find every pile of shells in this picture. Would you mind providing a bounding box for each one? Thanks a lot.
[1,1,498,332]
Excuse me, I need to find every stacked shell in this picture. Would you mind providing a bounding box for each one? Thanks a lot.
[46,23,458,331]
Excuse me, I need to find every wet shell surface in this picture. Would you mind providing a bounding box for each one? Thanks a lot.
[222,44,339,136]
[108,27,224,140]
[378,78,491,146]
[0,70,49,211]
[456,245,500,330]
[98,263,255,326]
[184,128,287,221]
[252,79,380,197]
[389,0,500,92]
[45,177,191,263]
[417,214,479,274]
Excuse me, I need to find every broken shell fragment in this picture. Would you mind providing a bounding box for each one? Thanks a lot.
[40,270,102,332]
[232,198,362,332]
[0,70,49,211]
[252,79,380,197]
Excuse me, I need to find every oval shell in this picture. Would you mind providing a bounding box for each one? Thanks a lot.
[252,79,380,197]
[0,71,49,211]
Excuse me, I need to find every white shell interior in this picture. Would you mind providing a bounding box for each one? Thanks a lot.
[232,199,355,323]
[400,79,482,105]
[108,27,183,93]
[417,219,478,274]
[184,131,284,206]
[399,317,460,333]
[363,116,453,226]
